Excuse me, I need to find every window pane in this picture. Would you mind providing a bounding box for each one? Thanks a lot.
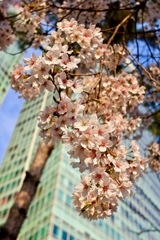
[33,232,38,240]
[66,195,71,205]
[70,236,75,240]
[58,190,64,200]
[111,214,114,222]
[41,227,46,237]
[53,225,59,236]
[62,230,67,240]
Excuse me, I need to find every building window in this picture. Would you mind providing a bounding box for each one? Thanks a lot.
[11,153,15,159]
[68,180,73,189]
[58,190,64,201]
[6,184,10,190]
[12,181,16,188]
[98,219,103,227]
[3,209,8,217]
[0,187,4,193]
[41,227,47,237]
[8,194,12,201]
[33,232,38,240]
[66,195,71,205]
[105,224,109,233]
[48,192,52,200]
[117,233,121,240]
[69,235,75,240]
[29,206,33,214]
[53,225,59,237]
[111,229,115,238]
[62,230,67,240]
[111,214,114,222]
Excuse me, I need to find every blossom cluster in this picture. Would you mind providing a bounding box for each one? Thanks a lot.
[148,143,160,172]
[0,20,15,50]
[11,18,104,98]
[11,18,147,219]
[13,1,46,39]
[37,78,147,219]
[0,0,159,50]
[0,0,21,50]
[0,0,47,49]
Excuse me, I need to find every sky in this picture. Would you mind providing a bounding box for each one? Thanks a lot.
[0,88,24,163]
[0,47,41,164]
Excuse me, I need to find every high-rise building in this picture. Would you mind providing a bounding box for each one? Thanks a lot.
[0,92,159,240]
[0,42,22,104]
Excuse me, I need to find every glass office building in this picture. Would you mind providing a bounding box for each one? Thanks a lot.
[0,91,159,240]
[0,42,22,104]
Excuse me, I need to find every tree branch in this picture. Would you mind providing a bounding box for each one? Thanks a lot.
[0,141,54,240]
[129,228,160,236]
[106,14,132,48]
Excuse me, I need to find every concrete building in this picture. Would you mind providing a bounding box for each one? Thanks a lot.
[0,91,159,240]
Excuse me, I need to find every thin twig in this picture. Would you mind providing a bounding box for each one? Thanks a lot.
[97,58,104,99]
[49,4,138,12]
[106,14,132,48]
[4,44,32,55]
[101,28,160,35]
[145,109,160,119]
[138,229,160,236]
[125,47,160,86]
[68,72,99,77]
[129,228,160,236]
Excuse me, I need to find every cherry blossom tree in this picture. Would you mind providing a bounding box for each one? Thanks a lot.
[0,0,159,239]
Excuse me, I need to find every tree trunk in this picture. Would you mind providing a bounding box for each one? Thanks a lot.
[0,141,54,240]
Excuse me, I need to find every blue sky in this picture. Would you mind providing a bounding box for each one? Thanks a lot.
[0,47,41,164]
[0,88,24,163]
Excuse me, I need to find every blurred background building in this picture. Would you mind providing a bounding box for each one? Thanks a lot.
[0,91,159,240]
[0,42,22,104]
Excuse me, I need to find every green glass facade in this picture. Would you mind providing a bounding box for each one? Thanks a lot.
[0,92,159,240]
[0,42,22,104]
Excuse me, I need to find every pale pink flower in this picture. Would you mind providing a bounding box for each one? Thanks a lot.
[74,116,89,131]
[23,53,37,70]
[58,101,69,115]
[110,157,129,173]
[99,138,113,152]
[56,72,69,89]
[40,80,54,93]
[80,130,96,149]
[68,79,83,93]
[12,64,24,79]
[38,105,54,124]
[75,175,92,197]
